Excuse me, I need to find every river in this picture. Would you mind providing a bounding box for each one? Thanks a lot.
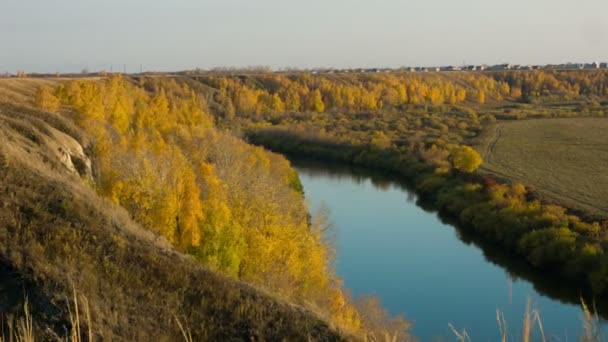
[293,158,603,341]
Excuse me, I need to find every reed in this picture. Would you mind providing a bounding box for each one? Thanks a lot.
[496,309,507,342]
[0,299,34,342]
[448,323,471,342]
[581,297,604,342]
[174,316,193,342]
[66,288,93,342]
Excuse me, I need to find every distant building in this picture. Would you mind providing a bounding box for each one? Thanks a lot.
[488,64,512,71]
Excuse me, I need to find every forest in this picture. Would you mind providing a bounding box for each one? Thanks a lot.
[174,70,608,296]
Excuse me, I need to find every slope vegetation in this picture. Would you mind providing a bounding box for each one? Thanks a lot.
[0,79,348,340]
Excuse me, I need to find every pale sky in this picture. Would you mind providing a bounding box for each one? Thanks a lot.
[1,0,608,73]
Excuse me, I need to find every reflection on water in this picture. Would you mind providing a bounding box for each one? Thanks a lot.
[292,157,606,341]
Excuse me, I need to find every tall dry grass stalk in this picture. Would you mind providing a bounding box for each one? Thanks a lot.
[531,309,545,342]
[497,298,546,342]
[363,330,401,342]
[522,299,531,342]
[581,297,604,342]
[15,299,34,342]
[0,291,93,342]
[66,288,92,342]
[175,316,193,342]
[496,309,507,342]
[0,298,35,342]
[448,323,470,342]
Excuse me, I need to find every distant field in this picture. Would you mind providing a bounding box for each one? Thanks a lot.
[475,118,608,217]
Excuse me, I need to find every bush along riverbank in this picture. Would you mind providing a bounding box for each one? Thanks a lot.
[248,128,608,300]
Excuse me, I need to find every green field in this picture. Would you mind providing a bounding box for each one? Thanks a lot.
[475,118,608,217]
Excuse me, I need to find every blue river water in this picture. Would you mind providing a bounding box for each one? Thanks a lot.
[293,159,602,341]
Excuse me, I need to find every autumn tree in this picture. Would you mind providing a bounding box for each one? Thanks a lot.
[477,90,486,104]
[309,89,325,113]
[451,145,483,172]
[370,131,391,149]
[35,86,60,113]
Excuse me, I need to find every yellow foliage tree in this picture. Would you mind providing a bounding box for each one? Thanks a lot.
[35,86,60,113]
[451,145,483,172]
[310,89,325,113]
[477,90,486,104]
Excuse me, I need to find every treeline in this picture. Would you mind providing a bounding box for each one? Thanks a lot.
[201,73,493,119]
[194,70,608,122]
[491,70,608,102]
[34,76,412,337]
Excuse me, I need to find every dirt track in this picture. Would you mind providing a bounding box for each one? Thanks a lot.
[475,118,608,217]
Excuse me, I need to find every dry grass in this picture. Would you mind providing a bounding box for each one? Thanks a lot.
[581,298,605,341]
[0,77,101,108]
[15,300,34,342]
[0,164,346,338]
[175,316,194,342]
[496,309,507,342]
[66,288,92,342]
[448,298,608,342]
[0,290,94,342]
[1,299,34,342]
[0,78,63,107]
[475,118,608,217]
[448,323,471,342]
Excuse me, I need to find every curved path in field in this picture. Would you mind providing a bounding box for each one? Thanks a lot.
[476,118,608,216]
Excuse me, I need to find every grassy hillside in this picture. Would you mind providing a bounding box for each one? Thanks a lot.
[0,79,350,341]
[475,118,608,218]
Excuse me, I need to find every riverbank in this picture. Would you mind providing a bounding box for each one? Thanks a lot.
[292,157,601,339]
[248,129,608,305]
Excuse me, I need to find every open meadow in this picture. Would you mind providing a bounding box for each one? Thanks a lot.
[475,118,608,217]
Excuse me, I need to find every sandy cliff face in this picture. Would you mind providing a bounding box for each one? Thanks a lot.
[0,108,92,178]
[0,78,93,180]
